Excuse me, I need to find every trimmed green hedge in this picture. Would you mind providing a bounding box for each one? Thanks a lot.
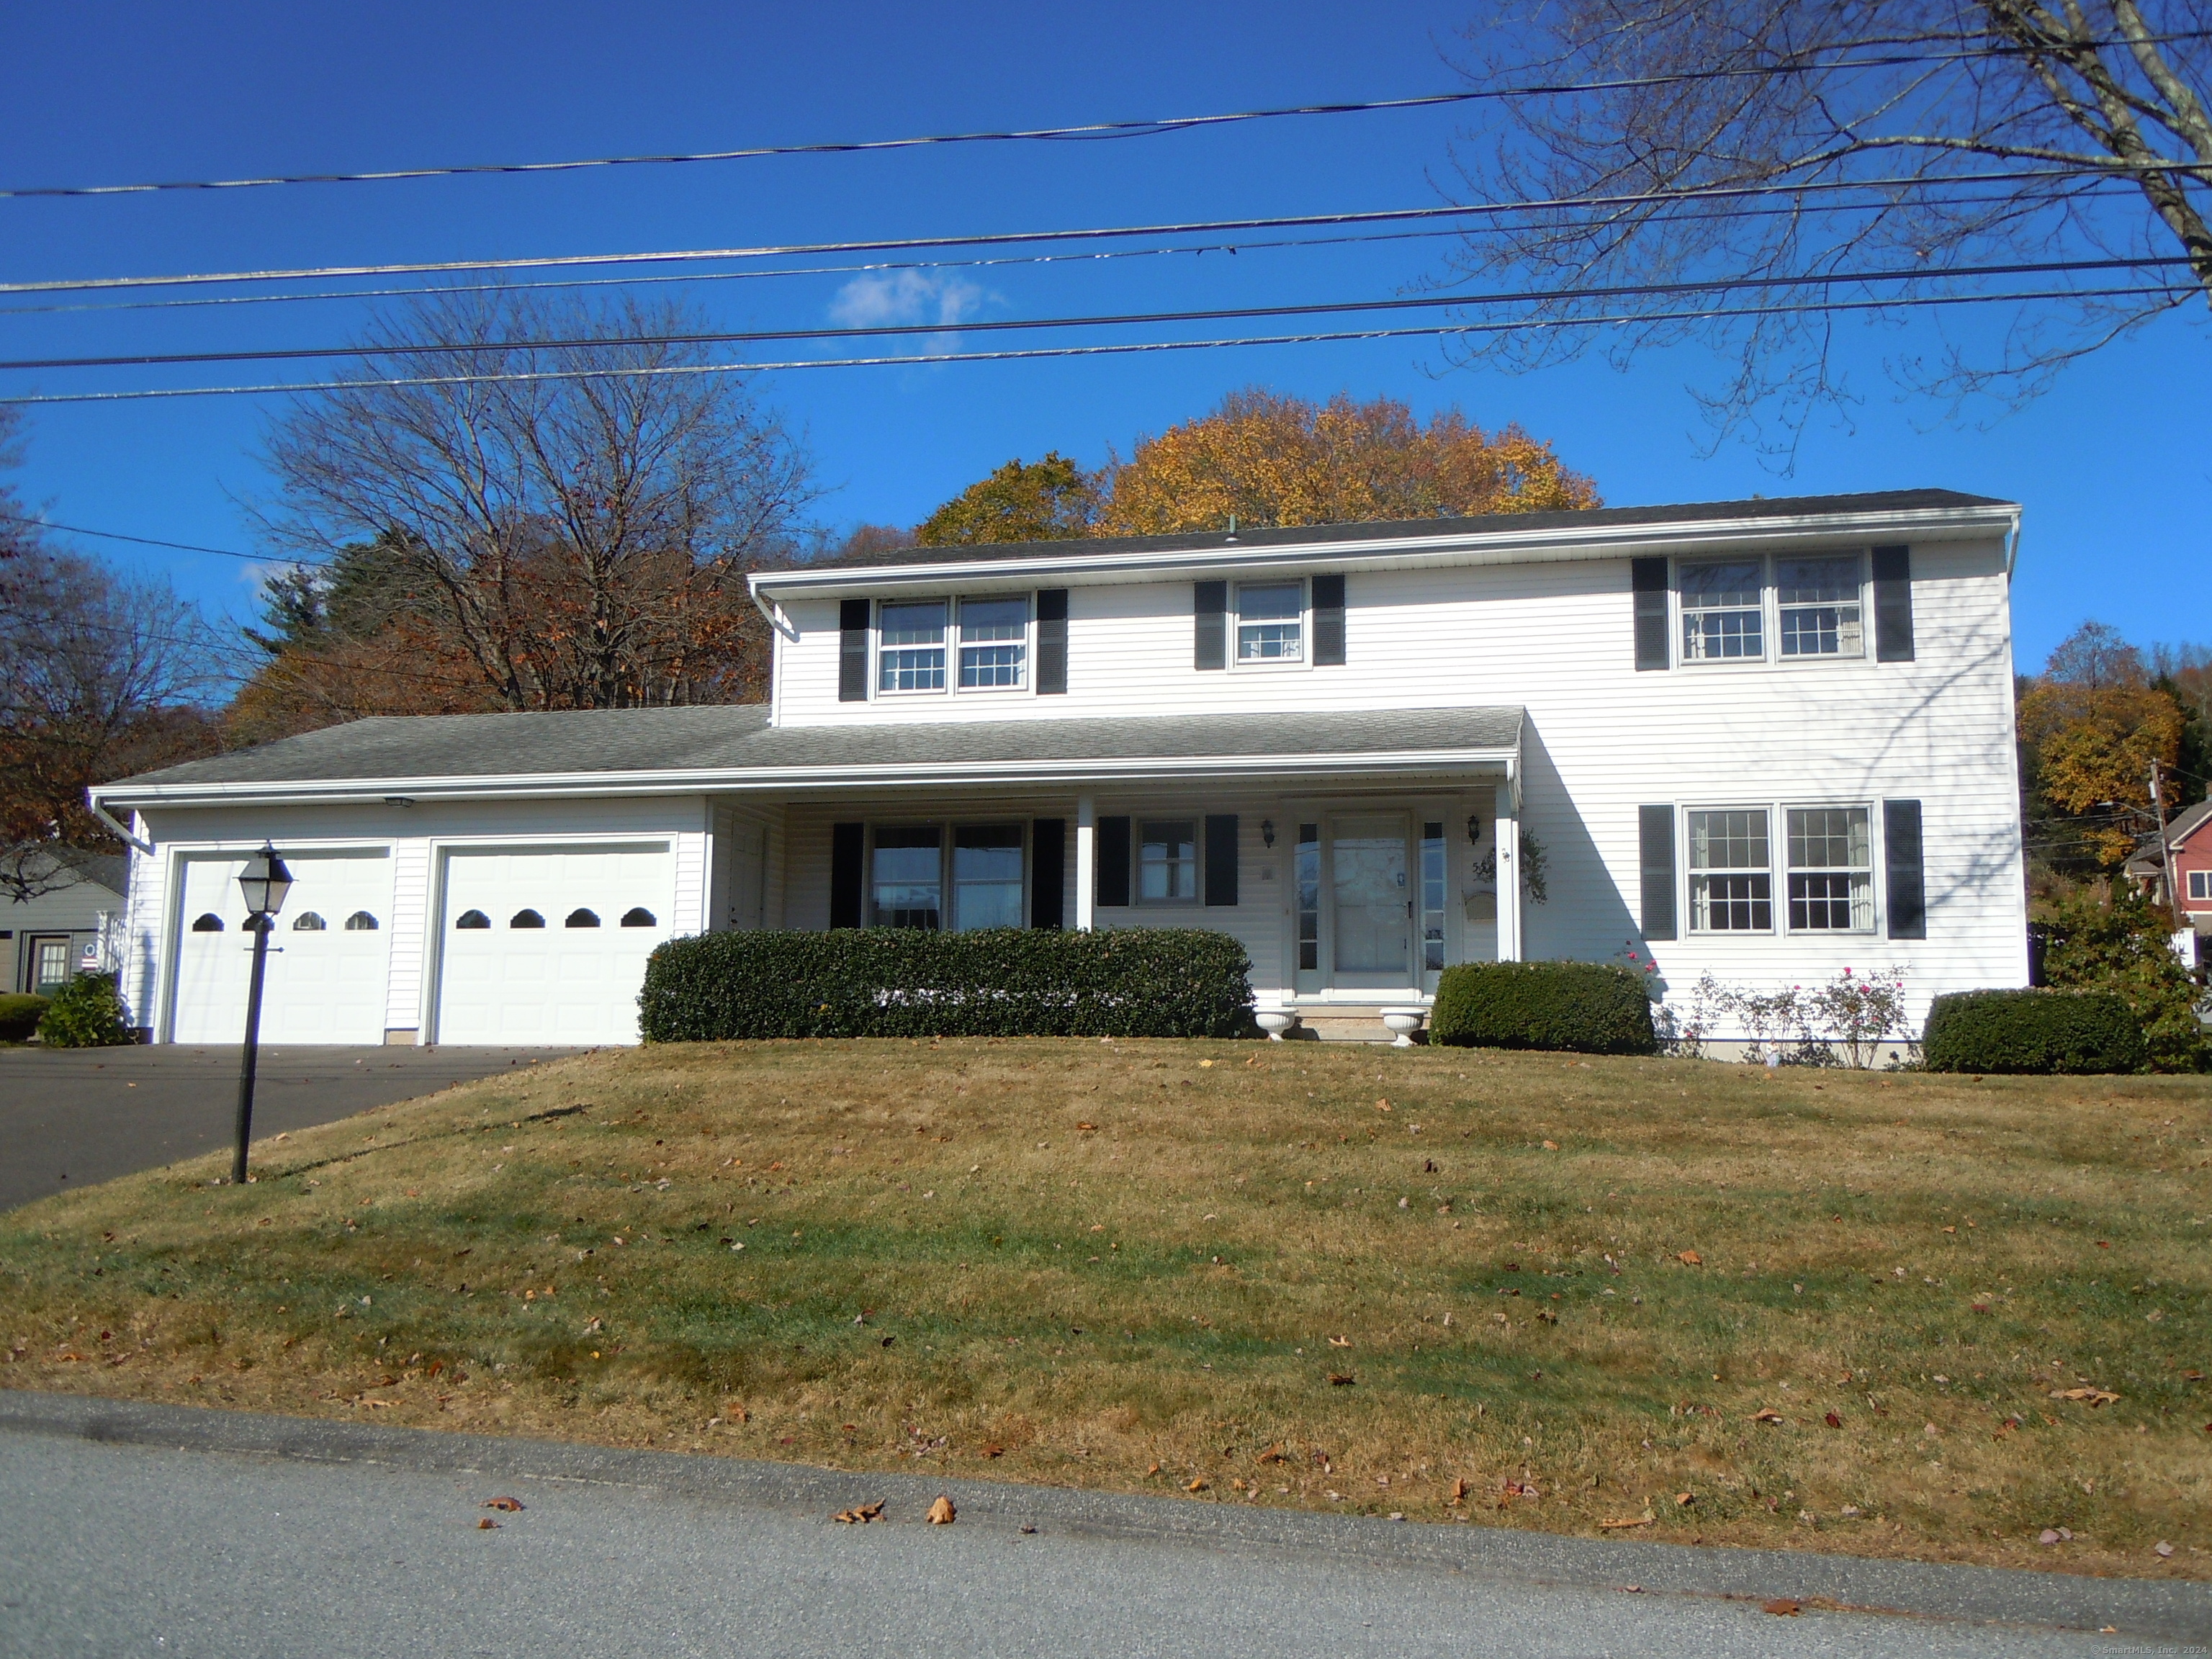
[0,993,49,1043]
[638,927,1254,1040]
[1429,961,1658,1055]
[36,972,136,1049]
[1923,988,2147,1074]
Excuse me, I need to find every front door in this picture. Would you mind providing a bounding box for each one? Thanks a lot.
[28,935,72,997]
[1329,812,1413,989]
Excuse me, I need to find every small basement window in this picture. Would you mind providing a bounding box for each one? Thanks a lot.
[565,908,601,928]
[620,907,657,927]
[510,909,546,929]
[191,913,225,932]
[344,911,379,931]
[292,911,327,931]
[455,909,491,930]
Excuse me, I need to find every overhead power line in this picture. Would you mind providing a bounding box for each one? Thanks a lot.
[0,166,2174,297]
[2,282,2183,407]
[0,508,278,564]
[1,254,2186,376]
[9,32,2207,201]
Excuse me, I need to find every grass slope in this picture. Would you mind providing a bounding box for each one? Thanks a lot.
[1,1038,2207,1578]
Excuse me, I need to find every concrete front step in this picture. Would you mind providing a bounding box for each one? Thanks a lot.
[1284,1005,1428,1043]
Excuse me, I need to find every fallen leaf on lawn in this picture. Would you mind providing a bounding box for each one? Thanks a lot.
[1186,1476,1209,1492]
[1447,1476,1468,1506]
[1076,1122,1097,1132]
[1751,1408,1784,1424]
[2052,1388,2120,1407]
[482,1497,524,1512]
[1598,1514,1653,1529]
[1763,1599,1802,1617]
[477,1518,499,1530]
[1501,1480,1539,1498]
[1541,1139,1559,1151]
[1199,1060,1214,1068]
[1328,1336,1352,1348]
[979,1443,1004,1458]
[2156,1541,2176,1558]
[1825,1412,1843,1429]
[1675,1492,1694,1506]
[832,1501,886,1524]
[1146,1463,1161,1477]
[1328,1373,1355,1387]
[1677,1250,1702,1266]
[1942,1226,1955,1234]
[926,1496,956,1525]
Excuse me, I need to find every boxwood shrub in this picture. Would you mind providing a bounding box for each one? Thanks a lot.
[0,993,49,1043]
[1429,961,1658,1056]
[1922,988,2147,1074]
[35,972,136,1049]
[638,927,1254,1041]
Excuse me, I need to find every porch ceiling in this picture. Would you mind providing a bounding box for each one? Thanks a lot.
[93,706,1524,809]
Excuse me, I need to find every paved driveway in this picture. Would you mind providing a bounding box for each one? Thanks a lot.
[0,1044,580,1210]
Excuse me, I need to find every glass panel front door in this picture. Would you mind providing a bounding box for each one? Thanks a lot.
[1331,813,1412,985]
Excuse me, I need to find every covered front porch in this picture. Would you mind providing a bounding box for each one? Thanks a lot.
[706,707,1527,1017]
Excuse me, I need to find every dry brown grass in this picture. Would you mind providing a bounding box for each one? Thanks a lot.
[1,1037,2207,1579]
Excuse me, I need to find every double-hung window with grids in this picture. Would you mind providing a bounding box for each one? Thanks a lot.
[1776,556,1864,657]
[1138,819,1198,902]
[1236,582,1303,662]
[1675,554,1868,665]
[876,601,947,692]
[957,597,1028,688]
[1688,809,1772,932]
[1786,806,1873,930]
[1678,560,1765,662]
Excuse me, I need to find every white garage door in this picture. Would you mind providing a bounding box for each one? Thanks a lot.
[436,844,675,1046]
[171,850,394,1045]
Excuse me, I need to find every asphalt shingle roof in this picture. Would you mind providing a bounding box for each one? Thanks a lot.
[103,704,1525,793]
[786,488,2014,572]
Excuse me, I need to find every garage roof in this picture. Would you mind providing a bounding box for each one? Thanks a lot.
[94,704,1526,806]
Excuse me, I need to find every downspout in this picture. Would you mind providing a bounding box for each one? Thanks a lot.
[88,796,156,855]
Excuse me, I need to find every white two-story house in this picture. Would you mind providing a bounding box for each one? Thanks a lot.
[90,487,2029,1046]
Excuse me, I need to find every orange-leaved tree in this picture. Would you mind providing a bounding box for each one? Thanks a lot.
[1094,389,1598,536]
[2017,622,2185,868]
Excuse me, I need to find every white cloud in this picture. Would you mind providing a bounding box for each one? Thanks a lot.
[828,270,985,331]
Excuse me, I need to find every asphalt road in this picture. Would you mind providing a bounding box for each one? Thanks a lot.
[1,1393,2203,1658]
[0,1045,579,1210]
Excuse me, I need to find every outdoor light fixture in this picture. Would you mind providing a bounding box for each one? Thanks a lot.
[1261,819,1276,848]
[383,795,416,808]
[1466,814,1483,845]
[231,844,293,1186]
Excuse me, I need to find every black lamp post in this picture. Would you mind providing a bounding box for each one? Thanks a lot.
[232,844,293,1185]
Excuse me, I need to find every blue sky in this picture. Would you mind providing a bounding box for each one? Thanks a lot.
[1,0,2205,674]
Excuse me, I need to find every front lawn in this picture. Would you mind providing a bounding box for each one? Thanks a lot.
[1,1038,2206,1578]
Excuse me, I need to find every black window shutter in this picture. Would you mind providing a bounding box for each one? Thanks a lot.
[1311,572,1346,666]
[1030,819,1065,929]
[1638,805,1677,941]
[1194,580,1227,670]
[1631,557,1670,671]
[830,822,865,927]
[837,598,870,701]
[1884,799,1926,938]
[1095,816,1131,907]
[1204,814,1239,907]
[1872,545,1915,662]
[1035,589,1069,694]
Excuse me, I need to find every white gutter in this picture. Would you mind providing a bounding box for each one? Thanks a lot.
[91,746,1521,813]
[751,503,2020,598]
[88,799,156,855]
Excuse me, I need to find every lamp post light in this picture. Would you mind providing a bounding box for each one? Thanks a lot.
[232,844,293,1186]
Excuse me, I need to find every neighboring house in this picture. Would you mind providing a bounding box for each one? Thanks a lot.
[88,487,2030,1046]
[4,848,127,998]
[2123,798,2212,969]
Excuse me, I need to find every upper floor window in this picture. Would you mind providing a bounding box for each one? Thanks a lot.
[1677,554,1868,666]
[957,598,1028,689]
[878,600,947,693]
[1776,556,1864,657]
[2189,869,2211,902]
[1236,582,1303,662]
[1680,560,1765,662]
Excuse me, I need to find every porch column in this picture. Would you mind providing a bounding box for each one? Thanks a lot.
[1074,795,1096,931]
[1493,781,1523,961]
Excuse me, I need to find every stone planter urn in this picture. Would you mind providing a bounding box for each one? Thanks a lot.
[1379,1006,1428,1048]
[1254,1007,1299,1041]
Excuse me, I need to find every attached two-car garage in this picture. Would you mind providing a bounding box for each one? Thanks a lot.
[434,844,673,1046]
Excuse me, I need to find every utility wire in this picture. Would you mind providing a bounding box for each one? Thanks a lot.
[0,177,2142,320]
[2,282,2182,406]
[9,32,2207,200]
[0,166,2179,297]
[3,254,2186,376]
[0,508,274,562]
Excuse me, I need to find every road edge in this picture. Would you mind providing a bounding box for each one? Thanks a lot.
[1,1388,2203,1644]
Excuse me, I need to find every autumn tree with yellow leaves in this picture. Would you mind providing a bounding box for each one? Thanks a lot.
[2018,622,2187,870]
[1094,390,1598,536]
